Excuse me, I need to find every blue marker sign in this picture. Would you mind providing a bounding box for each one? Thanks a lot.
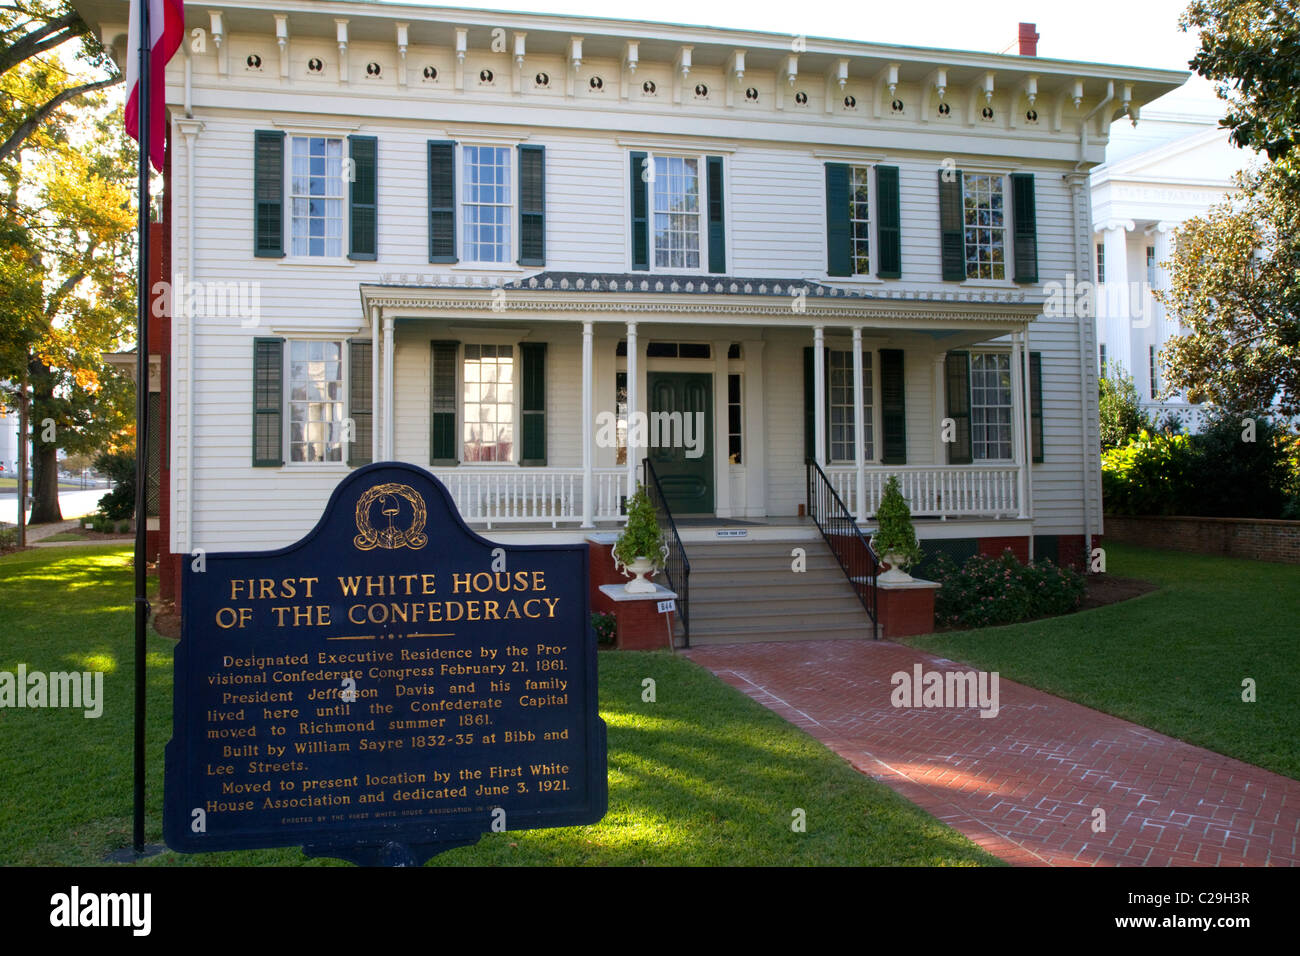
[164,462,607,865]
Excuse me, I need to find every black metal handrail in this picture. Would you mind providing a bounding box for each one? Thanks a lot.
[806,459,881,640]
[641,458,690,647]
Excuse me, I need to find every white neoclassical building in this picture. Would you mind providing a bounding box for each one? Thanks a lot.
[1089,77,1261,431]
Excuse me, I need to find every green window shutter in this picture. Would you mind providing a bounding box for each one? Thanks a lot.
[945,351,972,465]
[520,342,547,465]
[1030,351,1044,463]
[430,340,459,464]
[938,169,965,281]
[1011,172,1038,284]
[428,141,457,263]
[825,163,851,277]
[252,337,284,466]
[802,346,831,460]
[254,130,285,258]
[348,340,373,466]
[876,165,901,278]
[348,135,378,261]
[518,144,546,267]
[630,151,649,271]
[880,348,906,464]
[707,155,726,274]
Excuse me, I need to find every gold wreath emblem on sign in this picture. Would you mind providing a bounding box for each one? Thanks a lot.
[353,483,429,551]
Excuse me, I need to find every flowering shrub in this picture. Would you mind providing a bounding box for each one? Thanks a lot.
[932,550,1086,629]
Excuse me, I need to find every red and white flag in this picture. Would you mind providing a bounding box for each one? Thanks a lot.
[124,0,185,170]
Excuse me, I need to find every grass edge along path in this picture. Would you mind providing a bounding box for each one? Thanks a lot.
[907,541,1300,781]
[0,544,998,867]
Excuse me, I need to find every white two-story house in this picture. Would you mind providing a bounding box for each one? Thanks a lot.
[75,0,1184,638]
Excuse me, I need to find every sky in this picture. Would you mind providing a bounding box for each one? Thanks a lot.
[372,0,1204,71]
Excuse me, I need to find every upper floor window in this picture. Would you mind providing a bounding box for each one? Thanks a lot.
[461,146,513,264]
[963,174,1006,280]
[290,136,345,258]
[1096,242,1105,283]
[652,156,702,270]
[849,166,871,275]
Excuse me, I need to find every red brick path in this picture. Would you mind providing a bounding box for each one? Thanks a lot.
[684,640,1300,866]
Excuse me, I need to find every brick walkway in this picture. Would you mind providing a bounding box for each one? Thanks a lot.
[684,640,1300,866]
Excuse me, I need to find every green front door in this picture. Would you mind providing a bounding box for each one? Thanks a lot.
[647,372,713,515]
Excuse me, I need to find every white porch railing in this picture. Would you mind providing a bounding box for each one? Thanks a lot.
[1141,402,1209,434]
[430,467,626,526]
[826,465,1021,520]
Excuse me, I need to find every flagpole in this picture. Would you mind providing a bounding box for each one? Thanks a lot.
[133,0,151,857]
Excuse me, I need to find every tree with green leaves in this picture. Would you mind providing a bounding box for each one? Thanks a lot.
[1154,1,1300,418]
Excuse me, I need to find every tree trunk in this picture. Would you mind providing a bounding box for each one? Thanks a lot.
[28,434,62,524]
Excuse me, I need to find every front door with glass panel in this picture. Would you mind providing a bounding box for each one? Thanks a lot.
[646,372,713,515]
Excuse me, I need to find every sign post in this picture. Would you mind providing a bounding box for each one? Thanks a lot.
[164,462,607,865]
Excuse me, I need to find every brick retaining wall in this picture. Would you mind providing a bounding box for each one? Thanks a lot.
[1103,515,1300,564]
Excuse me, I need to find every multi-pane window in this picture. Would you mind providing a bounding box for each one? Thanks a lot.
[828,350,874,463]
[727,374,742,464]
[462,146,512,263]
[1099,343,1108,378]
[963,174,1006,280]
[462,344,514,462]
[1146,245,1156,287]
[850,166,870,275]
[652,156,701,270]
[1149,345,1158,399]
[290,137,344,257]
[288,340,344,462]
[970,352,1013,460]
[1096,242,1105,283]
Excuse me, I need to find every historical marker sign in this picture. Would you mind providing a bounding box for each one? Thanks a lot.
[164,462,607,865]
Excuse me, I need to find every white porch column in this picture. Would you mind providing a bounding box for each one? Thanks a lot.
[712,339,732,518]
[1021,327,1035,524]
[382,312,395,460]
[742,338,766,517]
[933,353,947,464]
[625,321,638,499]
[1010,331,1028,518]
[813,326,826,466]
[581,321,594,527]
[1101,219,1134,379]
[370,305,380,462]
[852,327,866,521]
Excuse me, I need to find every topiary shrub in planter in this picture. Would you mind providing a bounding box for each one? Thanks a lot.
[613,483,666,593]
[872,476,922,582]
[932,550,1086,629]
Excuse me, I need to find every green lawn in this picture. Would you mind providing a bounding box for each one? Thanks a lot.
[0,545,997,867]
[908,541,1300,780]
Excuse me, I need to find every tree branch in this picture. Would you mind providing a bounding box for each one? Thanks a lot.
[0,73,122,163]
[0,11,82,75]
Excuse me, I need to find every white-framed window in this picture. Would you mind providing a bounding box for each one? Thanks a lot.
[1149,345,1158,399]
[460,145,514,264]
[462,344,515,462]
[970,351,1013,460]
[727,373,742,464]
[828,349,874,463]
[1096,242,1105,283]
[614,370,628,466]
[850,166,871,275]
[963,173,1006,280]
[651,155,703,271]
[1099,343,1108,378]
[287,339,345,462]
[289,136,345,258]
[1146,245,1157,287]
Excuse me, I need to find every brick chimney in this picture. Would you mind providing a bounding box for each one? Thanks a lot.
[1018,22,1039,57]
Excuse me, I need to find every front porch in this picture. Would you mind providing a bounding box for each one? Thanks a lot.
[361,271,1041,532]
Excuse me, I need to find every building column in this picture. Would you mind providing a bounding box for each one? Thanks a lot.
[852,326,866,522]
[581,321,594,528]
[370,305,380,463]
[813,325,826,466]
[382,313,395,460]
[1101,219,1135,380]
[712,338,732,518]
[625,321,638,500]
[1010,331,1028,519]
[742,338,766,518]
[933,353,947,465]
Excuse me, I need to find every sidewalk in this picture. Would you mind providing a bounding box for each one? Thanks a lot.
[684,639,1300,866]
